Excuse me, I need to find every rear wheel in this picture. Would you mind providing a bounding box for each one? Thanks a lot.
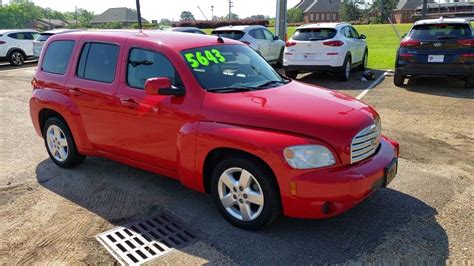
[465,77,474,89]
[211,156,280,230]
[339,56,351,81]
[9,51,25,66]
[285,70,298,79]
[43,117,85,168]
[394,72,405,87]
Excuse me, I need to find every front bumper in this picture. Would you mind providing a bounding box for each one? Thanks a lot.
[267,137,399,219]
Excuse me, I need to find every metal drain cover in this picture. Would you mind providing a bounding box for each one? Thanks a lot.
[96,214,196,265]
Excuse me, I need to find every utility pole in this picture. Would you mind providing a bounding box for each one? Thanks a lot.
[228,0,233,21]
[211,5,214,20]
[421,0,428,19]
[275,0,287,41]
[136,0,142,29]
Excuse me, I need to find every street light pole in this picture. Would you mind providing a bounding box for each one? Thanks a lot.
[421,0,428,19]
[136,0,142,29]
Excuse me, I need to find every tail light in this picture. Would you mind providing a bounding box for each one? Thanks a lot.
[462,53,474,57]
[241,41,251,45]
[457,39,474,47]
[0,41,6,45]
[285,41,296,47]
[399,53,414,58]
[322,40,344,47]
[400,39,420,47]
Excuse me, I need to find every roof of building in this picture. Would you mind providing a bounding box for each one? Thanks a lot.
[90,7,148,24]
[303,0,342,13]
[396,0,434,11]
[37,18,68,27]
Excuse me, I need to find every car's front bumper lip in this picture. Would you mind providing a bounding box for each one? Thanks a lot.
[272,137,399,219]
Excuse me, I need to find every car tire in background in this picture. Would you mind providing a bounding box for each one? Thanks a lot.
[394,72,405,87]
[285,70,298,79]
[358,50,368,71]
[275,48,284,68]
[211,155,281,230]
[9,50,25,66]
[42,117,86,168]
[339,56,351,81]
[465,77,474,89]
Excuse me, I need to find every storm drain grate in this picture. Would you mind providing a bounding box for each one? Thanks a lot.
[96,214,197,265]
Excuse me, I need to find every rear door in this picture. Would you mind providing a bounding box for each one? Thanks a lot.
[349,26,365,63]
[263,28,281,61]
[249,28,271,60]
[341,27,359,63]
[286,28,338,63]
[8,32,35,56]
[65,38,124,153]
[404,23,473,65]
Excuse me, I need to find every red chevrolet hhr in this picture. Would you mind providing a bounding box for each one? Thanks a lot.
[30,30,399,230]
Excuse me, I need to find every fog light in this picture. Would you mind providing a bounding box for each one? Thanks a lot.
[322,202,331,214]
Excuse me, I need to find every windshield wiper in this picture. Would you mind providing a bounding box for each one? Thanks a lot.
[256,80,286,88]
[207,86,256,93]
[129,60,154,67]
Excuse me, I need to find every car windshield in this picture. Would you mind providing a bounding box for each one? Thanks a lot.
[410,23,472,40]
[211,30,245,40]
[181,44,287,92]
[292,28,337,41]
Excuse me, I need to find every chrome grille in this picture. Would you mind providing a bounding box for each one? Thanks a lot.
[351,118,381,164]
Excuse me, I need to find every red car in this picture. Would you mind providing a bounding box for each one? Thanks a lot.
[30,31,399,230]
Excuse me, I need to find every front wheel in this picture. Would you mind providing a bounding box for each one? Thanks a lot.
[211,156,280,230]
[358,51,368,71]
[275,48,284,68]
[339,56,351,81]
[43,117,86,168]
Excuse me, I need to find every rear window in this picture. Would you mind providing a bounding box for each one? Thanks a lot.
[211,30,245,40]
[41,40,75,75]
[36,33,53,42]
[77,42,119,83]
[410,23,472,40]
[292,28,337,41]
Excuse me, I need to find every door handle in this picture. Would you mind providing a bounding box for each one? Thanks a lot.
[121,99,139,108]
[68,88,82,96]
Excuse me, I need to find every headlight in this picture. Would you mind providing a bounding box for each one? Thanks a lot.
[283,145,336,169]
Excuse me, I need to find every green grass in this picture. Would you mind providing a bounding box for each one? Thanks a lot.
[205,23,473,70]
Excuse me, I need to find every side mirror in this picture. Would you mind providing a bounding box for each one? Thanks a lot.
[359,34,366,39]
[273,35,280,41]
[144,77,185,96]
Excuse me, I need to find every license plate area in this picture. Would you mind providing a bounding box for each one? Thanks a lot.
[384,158,398,187]
[428,55,444,63]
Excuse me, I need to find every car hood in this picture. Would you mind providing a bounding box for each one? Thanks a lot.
[201,81,379,163]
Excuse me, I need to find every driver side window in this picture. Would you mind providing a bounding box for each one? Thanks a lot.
[127,48,183,90]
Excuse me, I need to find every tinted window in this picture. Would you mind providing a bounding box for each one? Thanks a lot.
[211,30,245,40]
[292,28,337,41]
[8,33,28,40]
[249,29,266,40]
[410,23,472,40]
[349,27,359,38]
[36,33,53,42]
[263,29,275,40]
[77,42,119,83]
[41,40,75,75]
[127,48,183,89]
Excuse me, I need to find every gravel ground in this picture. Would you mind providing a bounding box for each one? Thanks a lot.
[0,65,472,264]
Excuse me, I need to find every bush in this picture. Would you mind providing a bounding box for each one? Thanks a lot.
[171,19,269,29]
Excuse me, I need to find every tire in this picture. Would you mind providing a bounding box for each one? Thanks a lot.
[358,50,368,71]
[394,72,405,87]
[9,50,25,66]
[211,155,281,230]
[465,77,474,89]
[285,70,298,79]
[42,117,86,168]
[339,56,351,81]
[275,48,284,68]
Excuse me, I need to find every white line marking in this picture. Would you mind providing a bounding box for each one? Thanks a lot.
[356,71,390,100]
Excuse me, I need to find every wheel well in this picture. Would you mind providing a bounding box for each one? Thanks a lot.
[7,48,26,58]
[39,109,67,133]
[202,148,279,195]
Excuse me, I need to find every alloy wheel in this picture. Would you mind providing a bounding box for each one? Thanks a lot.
[217,167,264,221]
[11,52,24,66]
[46,125,69,162]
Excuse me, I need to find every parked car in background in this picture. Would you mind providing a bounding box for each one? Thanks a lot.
[166,27,207,35]
[211,25,285,66]
[30,30,399,230]
[33,29,81,58]
[395,17,474,88]
[0,29,39,66]
[284,23,368,81]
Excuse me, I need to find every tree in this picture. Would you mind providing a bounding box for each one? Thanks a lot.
[249,14,265,20]
[180,11,195,21]
[287,8,303,23]
[340,1,361,22]
[370,0,397,24]
[0,2,42,29]
[159,18,172,27]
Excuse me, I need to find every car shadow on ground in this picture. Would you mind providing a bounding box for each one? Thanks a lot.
[36,157,448,263]
[402,76,474,99]
[0,61,37,71]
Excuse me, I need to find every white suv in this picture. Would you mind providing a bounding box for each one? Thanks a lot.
[0,29,39,66]
[212,25,285,66]
[284,23,368,81]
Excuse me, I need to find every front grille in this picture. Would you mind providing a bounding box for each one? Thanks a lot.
[351,118,381,164]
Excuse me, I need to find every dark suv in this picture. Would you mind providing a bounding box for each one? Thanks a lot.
[394,18,474,88]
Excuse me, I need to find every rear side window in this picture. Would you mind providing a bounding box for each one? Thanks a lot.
[77,42,119,83]
[249,29,266,40]
[211,30,245,40]
[41,40,75,75]
[292,28,337,41]
[410,23,472,40]
[36,33,53,41]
